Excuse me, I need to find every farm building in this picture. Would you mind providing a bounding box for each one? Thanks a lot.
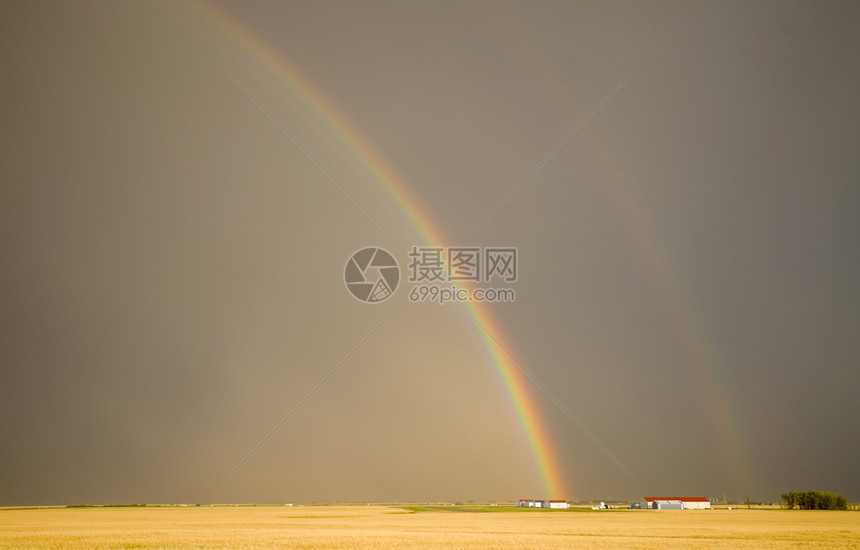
[642,497,711,510]
[517,499,569,509]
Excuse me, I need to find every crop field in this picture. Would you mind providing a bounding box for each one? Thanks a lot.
[1,505,858,549]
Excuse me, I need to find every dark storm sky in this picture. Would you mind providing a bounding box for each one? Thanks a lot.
[1,0,858,505]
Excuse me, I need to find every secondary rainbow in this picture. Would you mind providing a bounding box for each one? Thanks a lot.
[584,147,753,491]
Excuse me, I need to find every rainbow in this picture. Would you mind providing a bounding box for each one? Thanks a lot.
[189,0,566,496]
[188,0,751,497]
[589,152,753,492]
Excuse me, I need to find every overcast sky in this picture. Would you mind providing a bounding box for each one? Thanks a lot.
[1,0,858,506]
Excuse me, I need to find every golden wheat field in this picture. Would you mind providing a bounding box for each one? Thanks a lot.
[1,505,858,549]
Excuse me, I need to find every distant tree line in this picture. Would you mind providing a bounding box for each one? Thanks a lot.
[780,490,847,510]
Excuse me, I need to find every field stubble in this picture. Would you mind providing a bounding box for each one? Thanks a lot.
[0,505,858,549]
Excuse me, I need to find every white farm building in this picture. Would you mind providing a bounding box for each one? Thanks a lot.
[642,496,711,510]
[517,499,569,509]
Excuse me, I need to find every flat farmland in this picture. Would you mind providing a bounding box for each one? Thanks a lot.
[1,505,858,549]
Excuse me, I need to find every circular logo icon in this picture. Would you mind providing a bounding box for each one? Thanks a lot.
[344,247,399,303]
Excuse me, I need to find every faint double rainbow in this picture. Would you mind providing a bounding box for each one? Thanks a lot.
[190,0,752,497]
